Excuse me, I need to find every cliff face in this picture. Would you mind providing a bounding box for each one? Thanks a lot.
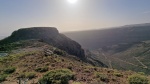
[0,27,85,59]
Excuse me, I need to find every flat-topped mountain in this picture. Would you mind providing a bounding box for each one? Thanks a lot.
[0,27,85,59]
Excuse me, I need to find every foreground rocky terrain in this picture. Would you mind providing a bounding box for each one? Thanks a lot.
[0,40,147,84]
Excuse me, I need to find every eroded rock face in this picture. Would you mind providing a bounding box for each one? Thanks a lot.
[0,27,85,59]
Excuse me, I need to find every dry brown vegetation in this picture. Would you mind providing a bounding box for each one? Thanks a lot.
[0,40,149,84]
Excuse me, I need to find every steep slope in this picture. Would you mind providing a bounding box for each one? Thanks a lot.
[0,40,141,84]
[0,27,85,59]
[64,23,150,49]
[64,23,150,75]
[91,40,150,74]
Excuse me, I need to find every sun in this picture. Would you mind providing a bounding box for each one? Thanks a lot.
[67,0,78,4]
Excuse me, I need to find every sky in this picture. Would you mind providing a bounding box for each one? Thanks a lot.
[1,0,150,36]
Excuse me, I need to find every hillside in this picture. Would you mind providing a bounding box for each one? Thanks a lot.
[64,23,150,49]
[0,27,85,59]
[0,26,150,84]
[0,40,147,84]
[64,23,150,75]
[90,40,150,75]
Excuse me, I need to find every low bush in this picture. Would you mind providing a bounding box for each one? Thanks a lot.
[39,69,74,84]
[54,49,66,56]
[95,72,109,82]
[67,66,73,70]
[114,72,123,77]
[25,72,36,79]
[128,74,149,84]
[84,69,90,73]
[19,73,26,78]
[35,66,48,72]
[0,74,7,82]
[138,72,145,75]
[19,72,36,79]
[3,67,16,74]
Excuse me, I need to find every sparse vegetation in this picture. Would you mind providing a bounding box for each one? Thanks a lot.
[128,74,149,84]
[39,69,74,84]
[0,40,149,84]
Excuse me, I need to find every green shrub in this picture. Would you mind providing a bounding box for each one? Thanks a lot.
[19,73,26,78]
[54,49,65,56]
[19,72,36,79]
[67,66,73,70]
[128,74,149,84]
[0,74,7,82]
[114,72,123,77]
[95,72,109,82]
[39,69,74,84]
[0,42,23,51]
[35,67,48,72]
[84,69,90,73]
[138,72,145,75]
[4,67,16,74]
[25,72,36,79]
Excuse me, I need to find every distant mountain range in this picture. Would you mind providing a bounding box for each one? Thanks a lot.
[64,23,150,49]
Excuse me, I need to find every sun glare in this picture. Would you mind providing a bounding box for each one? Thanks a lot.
[67,0,78,4]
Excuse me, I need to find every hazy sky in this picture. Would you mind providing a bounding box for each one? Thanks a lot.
[1,0,150,36]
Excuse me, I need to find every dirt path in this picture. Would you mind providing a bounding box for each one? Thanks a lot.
[112,57,139,67]
[134,57,148,69]
[96,51,148,69]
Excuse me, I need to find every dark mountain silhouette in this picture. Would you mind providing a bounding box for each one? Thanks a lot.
[64,23,150,49]
[0,27,85,59]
